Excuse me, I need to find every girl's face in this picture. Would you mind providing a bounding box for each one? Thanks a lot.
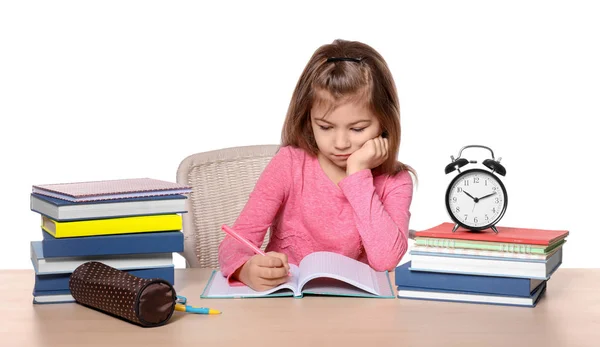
[310,98,381,169]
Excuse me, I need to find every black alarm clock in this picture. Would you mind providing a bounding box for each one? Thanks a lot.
[444,145,508,234]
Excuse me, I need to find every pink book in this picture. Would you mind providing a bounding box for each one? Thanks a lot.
[32,178,192,202]
[415,222,569,246]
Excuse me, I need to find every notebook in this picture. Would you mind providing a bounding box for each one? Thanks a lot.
[201,251,395,299]
[32,178,192,202]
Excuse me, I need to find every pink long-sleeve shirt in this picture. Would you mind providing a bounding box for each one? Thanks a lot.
[218,145,413,278]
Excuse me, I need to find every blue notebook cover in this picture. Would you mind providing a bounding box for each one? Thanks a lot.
[41,230,184,258]
[395,261,544,297]
[34,266,175,291]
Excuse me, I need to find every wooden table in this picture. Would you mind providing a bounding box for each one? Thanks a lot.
[1,268,598,347]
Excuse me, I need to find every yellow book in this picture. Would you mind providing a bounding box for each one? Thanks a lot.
[41,214,182,238]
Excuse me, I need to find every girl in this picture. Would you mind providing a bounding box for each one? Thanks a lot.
[218,39,415,291]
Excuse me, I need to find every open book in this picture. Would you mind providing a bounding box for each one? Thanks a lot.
[201,251,395,298]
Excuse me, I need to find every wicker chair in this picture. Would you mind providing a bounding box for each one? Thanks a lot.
[176,145,280,268]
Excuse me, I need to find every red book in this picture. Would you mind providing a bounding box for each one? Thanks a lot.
[415,222,569,246]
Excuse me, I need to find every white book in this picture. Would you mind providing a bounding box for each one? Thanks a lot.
[30,193,187,221]
[30,241,174,275]
[409,247,563,280]
[201,251,394,298]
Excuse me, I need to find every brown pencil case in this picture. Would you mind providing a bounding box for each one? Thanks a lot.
[69,261,177,327]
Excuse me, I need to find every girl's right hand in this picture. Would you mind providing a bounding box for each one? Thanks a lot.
[235,252,291,291]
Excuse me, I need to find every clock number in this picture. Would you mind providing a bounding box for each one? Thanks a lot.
[492,187,497,191]
[485,214,489,221]
[464,214,468,221]
[492,208,496,213]
[452,197,457,202]
[474,217,478,223]
[485,180,488,186]
[495,197,500,203]
[473,177,479,184]
[457,187,463,193]
[455,206,460,213]
[463,180,469,186]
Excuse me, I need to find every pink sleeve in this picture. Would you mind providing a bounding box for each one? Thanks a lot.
[338,169,413,271]
[217,147,292,279]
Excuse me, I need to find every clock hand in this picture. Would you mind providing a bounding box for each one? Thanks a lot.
[479,192,498,200]
[463,190,477,202]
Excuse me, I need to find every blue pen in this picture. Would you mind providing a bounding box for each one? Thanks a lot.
[175,295,221,315]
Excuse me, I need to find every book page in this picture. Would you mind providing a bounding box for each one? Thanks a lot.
[201,265,301,298]
[297,252,381,296]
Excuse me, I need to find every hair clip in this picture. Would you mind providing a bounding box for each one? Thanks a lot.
[326,57,363,63]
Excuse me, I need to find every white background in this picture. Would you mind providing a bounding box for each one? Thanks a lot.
[1,1,598,269]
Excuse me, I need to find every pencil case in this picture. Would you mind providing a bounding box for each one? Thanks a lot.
[69,261,176,327]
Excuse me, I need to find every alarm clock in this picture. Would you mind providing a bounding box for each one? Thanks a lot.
[444,145,507,234]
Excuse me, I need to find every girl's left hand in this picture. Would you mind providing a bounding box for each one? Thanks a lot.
[346,136,389,175]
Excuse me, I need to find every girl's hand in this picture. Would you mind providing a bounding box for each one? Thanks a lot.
[346,136,389,175]
[235,251,291,292]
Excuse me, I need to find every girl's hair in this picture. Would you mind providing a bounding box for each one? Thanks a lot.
[281,39,415,177]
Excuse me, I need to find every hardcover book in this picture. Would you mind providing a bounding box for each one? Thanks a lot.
[32,289,74,304]
[30,241,174,275]
[415,222,569,246]
[397,282,547,307]
[395,262,544,297]
[201,251,394,299]
[31,193,188,221]
[41,230,184,258]
[32,177,192,202]
[409,247,563,280]
[41,214,182,238]
[34,266,175,291]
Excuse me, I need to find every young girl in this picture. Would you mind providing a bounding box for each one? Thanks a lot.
[218,39,415,291]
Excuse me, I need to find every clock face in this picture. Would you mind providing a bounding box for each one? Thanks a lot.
[446,169,507,230]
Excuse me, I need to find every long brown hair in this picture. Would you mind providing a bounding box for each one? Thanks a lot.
[281,39,415,177]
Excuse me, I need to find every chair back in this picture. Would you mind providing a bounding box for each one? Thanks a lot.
[176,145,280,268]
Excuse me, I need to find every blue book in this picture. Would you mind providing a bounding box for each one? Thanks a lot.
[34,266,175,291]
[397,282,546,307]
[41,230,184,258]
[33,289,75,304]
[30,193,188,221]
[395,261,544,297]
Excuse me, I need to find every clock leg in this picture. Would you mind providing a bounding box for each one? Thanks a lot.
[452,224,460,233]
[491,225,499,234]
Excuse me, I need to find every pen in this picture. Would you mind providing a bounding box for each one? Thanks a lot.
[221,224,291,276]
[175,303,221,315]
[221,224,266,256]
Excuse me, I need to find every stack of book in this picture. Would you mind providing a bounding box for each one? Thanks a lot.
[396,222,569,307]
[29,178,192,304]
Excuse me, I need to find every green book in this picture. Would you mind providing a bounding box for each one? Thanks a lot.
[415,237,565,255]
[201,251,394,299]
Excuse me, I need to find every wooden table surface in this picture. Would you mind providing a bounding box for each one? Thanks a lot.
[1,268,599,347]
